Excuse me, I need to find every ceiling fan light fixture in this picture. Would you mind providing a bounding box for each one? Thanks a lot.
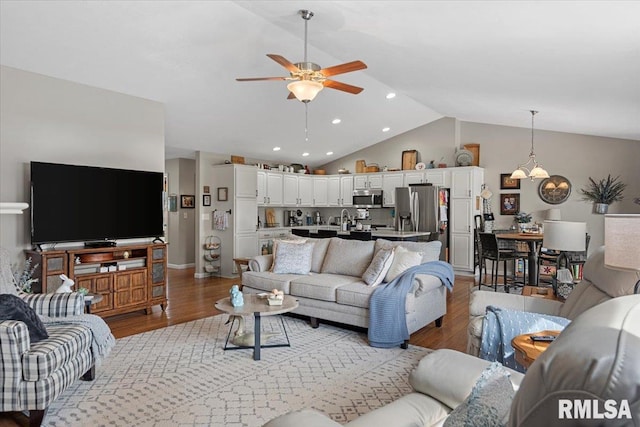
[287,80,323,102]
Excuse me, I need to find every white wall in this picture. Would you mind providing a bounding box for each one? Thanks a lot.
[0,66,165,260]
[321,118,640,253]
[165,158,196,267]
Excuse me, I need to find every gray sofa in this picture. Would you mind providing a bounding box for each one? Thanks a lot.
[264,293,640,427]
[242,237,447,334]
[467,246,640,356]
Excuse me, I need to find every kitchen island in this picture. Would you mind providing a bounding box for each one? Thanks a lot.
[288,225,431,241]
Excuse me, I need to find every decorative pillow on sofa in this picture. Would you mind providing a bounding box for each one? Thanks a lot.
[362,248,395,287]
[443,362,514,427]
[272,241,315,275]
[384,246,423,282]
[321,238,376,277]
[269,237,307,272]
[0,293,49,343]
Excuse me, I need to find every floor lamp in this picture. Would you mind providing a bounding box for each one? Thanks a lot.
[605,214,640,294]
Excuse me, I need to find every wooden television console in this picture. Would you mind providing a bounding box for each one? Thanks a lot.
[26,242,168,317]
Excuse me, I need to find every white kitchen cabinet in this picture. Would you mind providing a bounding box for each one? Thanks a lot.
[449,167,484,272]
[283,174,312,206]
[328,175,353,206]
[257,170,267,205]
[234,233,259,272]
[313,177,328,206]
[382,173,404,206]
[354,174,383,190]
[328,176,341,206]
[236,167,258,198]
[257,170,283,206]
[403,170,450,187]
[340,176,353,206]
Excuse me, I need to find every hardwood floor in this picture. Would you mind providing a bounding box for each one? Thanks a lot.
[0,269,475,427]
[105,267,474,351]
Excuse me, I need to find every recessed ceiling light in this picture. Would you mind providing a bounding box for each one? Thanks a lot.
[326,151,333,156]
[331,118,341,124]
[382,127,390,132]
[273,146,281,151]
[386,92,396,99]
[302,152,310,157]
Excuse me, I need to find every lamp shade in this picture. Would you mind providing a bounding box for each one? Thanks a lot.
[510,169,527,180]
[546,209,562,221]
[287,80,323,102]
[605,214,640,271]
[543,221,586,251]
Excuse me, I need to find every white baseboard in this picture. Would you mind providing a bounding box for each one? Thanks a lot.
[168,263,195,270]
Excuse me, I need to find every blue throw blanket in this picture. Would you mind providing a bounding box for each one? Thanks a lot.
[480,306,570,373]
[368,261,454,348]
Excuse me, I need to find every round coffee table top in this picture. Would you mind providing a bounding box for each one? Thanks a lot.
[215,293,298,316]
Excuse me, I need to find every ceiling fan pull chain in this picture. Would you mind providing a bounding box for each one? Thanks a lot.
[305,102,309,142]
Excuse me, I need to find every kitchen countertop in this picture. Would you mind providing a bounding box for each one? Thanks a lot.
[258,225,431,239]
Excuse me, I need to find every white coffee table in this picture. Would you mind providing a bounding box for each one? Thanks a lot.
[215,293,298,360]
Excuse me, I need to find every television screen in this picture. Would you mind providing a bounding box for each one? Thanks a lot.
[31,162,164,244]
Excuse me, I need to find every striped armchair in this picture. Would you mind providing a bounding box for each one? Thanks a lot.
[1,255,98,426]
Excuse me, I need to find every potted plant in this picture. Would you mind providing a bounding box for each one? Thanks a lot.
[580,175,626,214]
[514,211,532,232]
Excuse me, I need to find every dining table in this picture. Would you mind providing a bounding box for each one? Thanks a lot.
[496,232,544,286]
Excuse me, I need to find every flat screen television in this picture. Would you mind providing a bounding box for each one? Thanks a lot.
[30,162,164,245]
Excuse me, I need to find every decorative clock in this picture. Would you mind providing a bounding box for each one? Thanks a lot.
[538,175,572,204]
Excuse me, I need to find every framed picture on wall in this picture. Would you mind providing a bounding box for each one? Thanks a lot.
[217,187,228,201]
[500,193,520,215]
[180,195,195,208]
[168,194,178,212]
[500,173,521,190]
[203,194,211,206]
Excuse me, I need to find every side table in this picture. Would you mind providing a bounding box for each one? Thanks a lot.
[233,257,251,276]
[84,293,104,314]
[512,330,561,368]
[521,286,559,301]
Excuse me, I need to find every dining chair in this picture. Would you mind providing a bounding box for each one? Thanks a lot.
[478,232,523,292]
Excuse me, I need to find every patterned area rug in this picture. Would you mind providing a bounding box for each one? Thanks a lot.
[45,315,431,427]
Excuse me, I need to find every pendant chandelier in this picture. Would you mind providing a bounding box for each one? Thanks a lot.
[510,110,549,181]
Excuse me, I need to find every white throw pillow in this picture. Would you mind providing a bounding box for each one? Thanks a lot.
[272,241,315,275]
[269,238,307,272]
[384,246,423,282]
[362,248,395,287]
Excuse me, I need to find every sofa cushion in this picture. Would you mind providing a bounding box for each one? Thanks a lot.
[509,294,640,427]
[580,245,640,298]
[375,239,442,263]
[0,294,49,343]
[346,392,450,427]
[242,271,299,294]
[307,238,331,273]
[272,241,315,275]
[335,281,376,308]
[23,323,92,381]
[269,237,308,272]
[410,349,523,410]
[362,248,395,287]
[321,238,375,277]
[384,246,423,283]
[290,274,361,302]
[443,362,514,427]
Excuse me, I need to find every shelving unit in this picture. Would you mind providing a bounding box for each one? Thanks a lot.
[204,236,221,276]
[26,242,168,317]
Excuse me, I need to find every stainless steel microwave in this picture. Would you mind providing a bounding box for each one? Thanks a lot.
[353,189,383,208]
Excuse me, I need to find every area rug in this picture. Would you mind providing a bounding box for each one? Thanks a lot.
[45,315,432,426]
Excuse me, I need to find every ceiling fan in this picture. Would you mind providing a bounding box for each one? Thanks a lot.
[236,9,367,103]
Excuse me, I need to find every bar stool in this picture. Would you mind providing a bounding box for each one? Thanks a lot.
[478,232,523,292]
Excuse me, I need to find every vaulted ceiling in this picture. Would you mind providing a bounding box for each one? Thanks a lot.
[1,1,639,167]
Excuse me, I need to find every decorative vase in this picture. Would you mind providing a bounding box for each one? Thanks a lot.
[594,203,609,214]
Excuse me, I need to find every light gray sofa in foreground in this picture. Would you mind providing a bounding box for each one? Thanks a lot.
[264,294,640,426]
[243,237,447,335]
[467,246,640,356]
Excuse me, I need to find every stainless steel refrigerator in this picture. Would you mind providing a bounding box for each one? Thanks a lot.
[395,184,449,260]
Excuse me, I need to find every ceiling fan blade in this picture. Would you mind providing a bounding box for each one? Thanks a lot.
[323,79,364,94]
[320,60,367,77]
[236,77,287,82]
[267,54,301,73]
